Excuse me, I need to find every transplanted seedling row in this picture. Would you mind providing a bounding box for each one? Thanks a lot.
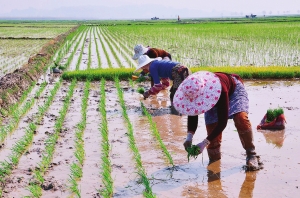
[68,81,90,197]
[115,78,155,197]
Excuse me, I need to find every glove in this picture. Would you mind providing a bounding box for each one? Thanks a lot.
[183,132,194,151]
[196,139,210,154]
[143,91,150,99]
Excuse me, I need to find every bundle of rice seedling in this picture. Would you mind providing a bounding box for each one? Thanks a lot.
[186,145,200,162]
[266,107,284,122]
[137,76,146,83]
[137,87,145,94]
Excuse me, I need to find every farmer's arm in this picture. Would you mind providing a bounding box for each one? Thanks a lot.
[206,93,229,142]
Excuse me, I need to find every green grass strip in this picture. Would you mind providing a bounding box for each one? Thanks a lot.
[62,66,300,81]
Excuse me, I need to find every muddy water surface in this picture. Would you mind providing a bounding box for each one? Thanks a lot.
[1,80,299,198]
[122,80,300,198]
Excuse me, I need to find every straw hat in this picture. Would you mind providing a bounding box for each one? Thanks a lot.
[132,44,148,60]
[135,55,162,72]
[173,71,221,116]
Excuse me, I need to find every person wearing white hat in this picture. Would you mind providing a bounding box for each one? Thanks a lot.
[133,44,172,86]
[135,55,190,106]
[173,71,262,171]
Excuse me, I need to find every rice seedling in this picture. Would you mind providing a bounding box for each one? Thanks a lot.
[0,82,46,144]
[68,81,90,197]
[93,27,102,68]
[186,145,200,162]
[100,28,124,68]
[62,66,300,81]
[62,26,87,70]
[140,102,174,167]
[98,78,113,197]
[76,27,89,70]
[96,27,113,68]
[137,87,145,94]
[266,107,284,122]
[27,80,76,197]
[115,78,155,197]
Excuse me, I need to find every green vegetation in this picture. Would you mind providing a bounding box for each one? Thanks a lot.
[266,107,284,122]
[186,145,200,162]
[115,78,155,197]
[141,102,174,167]
[98,79,113,197]
[62,66,300,81]
[137,87,145,94]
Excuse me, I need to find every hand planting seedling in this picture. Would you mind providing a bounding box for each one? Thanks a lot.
[186,145,200,162]
[137,76,146,83]
[137,87,145,94]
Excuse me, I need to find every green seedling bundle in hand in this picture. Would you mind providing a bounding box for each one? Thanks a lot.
[266,107,284,122]
[137,76,146,83]
[137,87,145,94]
[186,145,200,162]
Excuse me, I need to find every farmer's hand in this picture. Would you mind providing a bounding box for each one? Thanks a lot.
[143,91,150,99]
[196,139,210,154]
[183,132,194,151]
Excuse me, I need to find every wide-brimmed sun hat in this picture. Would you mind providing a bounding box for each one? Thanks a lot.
[135,55,162,72]
[173,71,221,116]
[132,44,148,60]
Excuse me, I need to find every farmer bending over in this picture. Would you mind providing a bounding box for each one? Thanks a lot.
[133,44,172,86]
[135,55,190,107]
[174,71,263,171]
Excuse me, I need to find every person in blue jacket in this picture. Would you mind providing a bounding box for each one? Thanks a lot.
[135,55,191,106]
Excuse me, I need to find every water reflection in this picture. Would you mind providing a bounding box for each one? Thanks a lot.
[258,129,286,148]
[181,161,259,198]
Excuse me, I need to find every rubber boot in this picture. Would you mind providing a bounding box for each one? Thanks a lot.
[206,122,222,164]
[234,112,262,171]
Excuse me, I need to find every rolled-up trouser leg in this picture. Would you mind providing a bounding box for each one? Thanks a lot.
[233,112,260,170]
[206,122,222,163]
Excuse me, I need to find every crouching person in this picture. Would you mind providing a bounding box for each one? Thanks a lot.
[174,71,263,171]
[135,55,191,106]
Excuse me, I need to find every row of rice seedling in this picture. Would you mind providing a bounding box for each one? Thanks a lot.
[75,28,90,71]
[114,78,155,197]
[98,79,113,197]
[27,80,76,197]
[0,123,37,197]
[96,27,113,68]
[101,27,134,58]
[99,27,125,68]
[53,25,82,67]
[140,102,174,167]
[62,66,300,81]
[61,27,87,70]
[0,80,62,196]
[68,81,90,197]
[101,27,134,68]
[93,27,102,68]
[87,28,93,69]
[0,82,47,144]
[0,81,35,121]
